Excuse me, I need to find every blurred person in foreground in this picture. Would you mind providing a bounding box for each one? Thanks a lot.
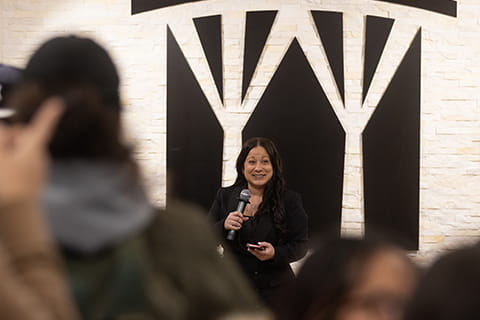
[274,237,418,320]
[9,35,154,318]
[208,137,309,309]
[8,35,269,320]
[0,98,79,319]
[404,244,480,320]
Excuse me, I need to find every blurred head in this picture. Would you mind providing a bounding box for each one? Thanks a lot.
[404,245,480,320]
[9,35,131,163]
[22,35,119,108]
[275,238,418,320]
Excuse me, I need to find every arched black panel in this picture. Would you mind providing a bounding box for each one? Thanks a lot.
[243,38,345,236]
[363,29,421,250]
[311,11,344,103]
[363,15,394,103]
[132,0,206,14]
[167,26,224,210]
[242,10,277,101]
[132,0,456,17]
[194,15,223,102]
[374,0,456,17]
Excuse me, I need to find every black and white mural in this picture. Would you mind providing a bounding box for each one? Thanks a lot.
[132,0,458,249]
[132,0,457,16]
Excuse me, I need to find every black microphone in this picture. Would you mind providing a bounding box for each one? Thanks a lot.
[226,189,251,241]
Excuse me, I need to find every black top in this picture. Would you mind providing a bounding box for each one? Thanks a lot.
[208,185,308,302]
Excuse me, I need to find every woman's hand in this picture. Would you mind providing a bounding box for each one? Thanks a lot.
[247,241,275,261]
[224,211,249,231]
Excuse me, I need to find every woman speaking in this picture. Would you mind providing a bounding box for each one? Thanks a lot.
[209,137,308,308]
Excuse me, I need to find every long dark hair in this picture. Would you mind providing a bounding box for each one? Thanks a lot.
[234,137,287,234]
[9,36,136,173]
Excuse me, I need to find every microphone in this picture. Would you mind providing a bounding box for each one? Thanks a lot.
[226,189,251,241]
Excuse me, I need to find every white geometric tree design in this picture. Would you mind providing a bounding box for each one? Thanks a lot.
[298,13,420,236]
[167,7,420,236]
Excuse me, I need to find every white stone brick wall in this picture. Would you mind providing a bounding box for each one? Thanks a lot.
[1,0,479,264]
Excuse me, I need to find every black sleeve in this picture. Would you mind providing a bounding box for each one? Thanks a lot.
[268,191,308,266]
[207,188,228,238]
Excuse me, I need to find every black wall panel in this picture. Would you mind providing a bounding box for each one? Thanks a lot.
[194,15,223,102]
[363,15,394,103]
[311,11,344,103]
[243,11,277,101]
[243,39,345,236]
[167,27,224,210]
[363,30,421,249]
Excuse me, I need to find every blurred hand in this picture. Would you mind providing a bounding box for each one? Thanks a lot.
[0,97,64,206]
[247,241,275,261]
[224,211,249,231]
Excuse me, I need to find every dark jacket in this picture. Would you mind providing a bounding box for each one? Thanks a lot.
[208,185,308,302]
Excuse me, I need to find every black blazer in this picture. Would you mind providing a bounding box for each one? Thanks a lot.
[208,185,308,300]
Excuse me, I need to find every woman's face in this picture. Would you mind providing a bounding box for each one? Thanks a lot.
[243,146,273,190]
[335,249,417,320]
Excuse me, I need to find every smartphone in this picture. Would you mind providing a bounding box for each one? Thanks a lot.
[246,243,265,250]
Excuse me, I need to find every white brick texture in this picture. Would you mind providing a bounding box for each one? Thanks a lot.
[1,0,478,264]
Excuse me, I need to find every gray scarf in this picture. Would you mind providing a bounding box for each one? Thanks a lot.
[43,160,154,254]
